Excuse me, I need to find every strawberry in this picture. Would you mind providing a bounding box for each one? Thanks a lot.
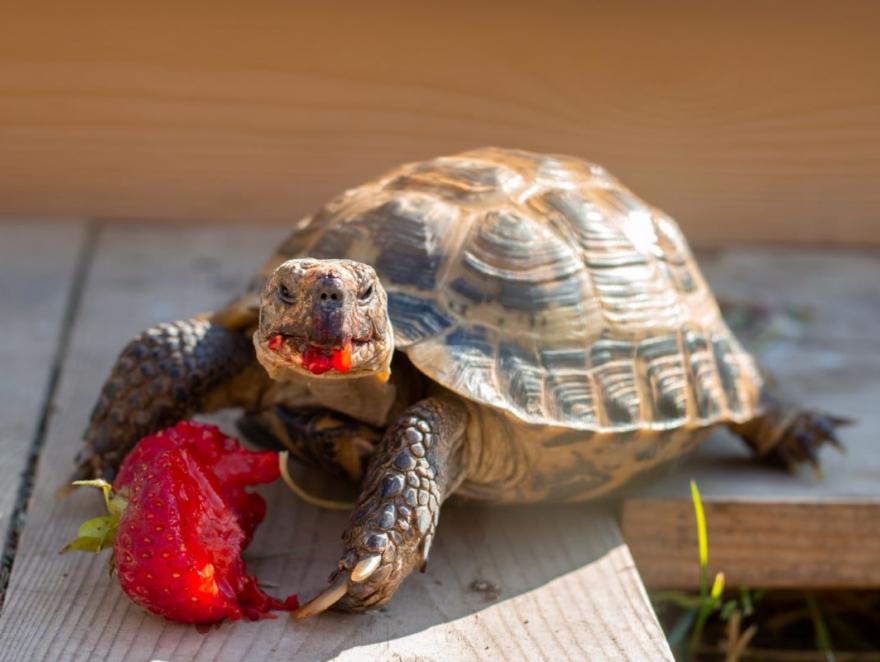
[63,421,297,624]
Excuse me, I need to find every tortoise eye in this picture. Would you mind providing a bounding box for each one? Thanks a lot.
[278,283,295,304]
[359,284,374,301]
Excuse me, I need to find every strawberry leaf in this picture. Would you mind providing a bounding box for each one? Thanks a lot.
[59,519,117,554]
[60,537,104,554]
[77,515,117,544]
[62,482,123,555]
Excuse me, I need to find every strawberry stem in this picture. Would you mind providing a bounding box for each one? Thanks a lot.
[61,480,127,555]
[72,479,127,515]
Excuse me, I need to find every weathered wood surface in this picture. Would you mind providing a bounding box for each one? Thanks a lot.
[623,249,880,589]
[0,221,86,558]
[2,2,880,246]
[0,224,671,661]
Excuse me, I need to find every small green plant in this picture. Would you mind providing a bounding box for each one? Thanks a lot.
[653,480,862,659]
[652,480,761,660]
[688,479,724,651]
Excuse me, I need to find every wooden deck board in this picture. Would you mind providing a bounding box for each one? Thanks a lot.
[0,224,671,661]
[623,249,880,589]
[0,221,87,572]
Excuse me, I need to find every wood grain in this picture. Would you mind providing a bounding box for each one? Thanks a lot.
[1,2,879,246]
[0,225,671,661]
[623,249,880,589]
[0,221,86,555]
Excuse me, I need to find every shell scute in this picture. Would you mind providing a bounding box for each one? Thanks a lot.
[682,326,725,421]
[387,157,525,202]
[589,338,641,427]
[424,326,501,408]
[307,195,460,292]
[459,209,586,311]
[636,333,690,425]
[386,291,455,346]
[497,341,544,418]
[545,372,598,424]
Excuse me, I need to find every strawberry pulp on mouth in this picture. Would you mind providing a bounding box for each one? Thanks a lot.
[302,341,352,375]
[267,334,285,353]
[267,334,352,375]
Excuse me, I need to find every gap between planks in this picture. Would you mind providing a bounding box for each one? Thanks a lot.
[0,221,94,606]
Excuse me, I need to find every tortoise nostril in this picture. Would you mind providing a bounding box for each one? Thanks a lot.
[315,275,346,308]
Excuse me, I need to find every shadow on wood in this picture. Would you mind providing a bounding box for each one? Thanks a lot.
[239,478,656,660]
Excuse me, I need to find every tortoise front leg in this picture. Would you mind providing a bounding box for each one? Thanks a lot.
[72,317,255,481]
[294,395,469,617]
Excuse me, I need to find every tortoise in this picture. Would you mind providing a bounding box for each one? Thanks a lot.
[73,147,845,617]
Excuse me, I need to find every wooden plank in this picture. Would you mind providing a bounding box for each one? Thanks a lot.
[0,221,86,574]
[622,249,880,589]
[1,2,879,247]
[0,225,671,661]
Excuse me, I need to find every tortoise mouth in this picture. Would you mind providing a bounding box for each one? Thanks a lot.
[261,333,375,376]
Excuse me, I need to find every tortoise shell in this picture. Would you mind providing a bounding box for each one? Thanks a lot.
[237,147,762,433]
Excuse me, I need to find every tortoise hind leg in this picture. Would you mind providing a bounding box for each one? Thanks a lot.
[728,390,852,471]
[72,317,255,482]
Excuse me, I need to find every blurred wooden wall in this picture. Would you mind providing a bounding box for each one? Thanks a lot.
[1,1,878,246]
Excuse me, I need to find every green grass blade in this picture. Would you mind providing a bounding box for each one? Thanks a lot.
[805,593,836,662]
[690,479,709,598]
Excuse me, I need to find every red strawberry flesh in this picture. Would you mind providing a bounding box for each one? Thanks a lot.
[90,421,297,624]
[302,342,352,375]
[267,333,285,353]
[267,334,353,375]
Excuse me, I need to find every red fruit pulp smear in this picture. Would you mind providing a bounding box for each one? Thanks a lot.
[302,342,352,375]
[267,334,285,352]
[332,344,353,373]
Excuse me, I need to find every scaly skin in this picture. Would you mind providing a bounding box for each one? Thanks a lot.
[729,389,851,470]
[294,395,469,616]
[74,318,254,481]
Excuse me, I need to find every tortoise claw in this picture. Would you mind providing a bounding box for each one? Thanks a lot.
[776,409,851,473]
[292,571,351,619]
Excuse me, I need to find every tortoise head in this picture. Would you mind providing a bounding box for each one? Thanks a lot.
[254,258,394,380]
